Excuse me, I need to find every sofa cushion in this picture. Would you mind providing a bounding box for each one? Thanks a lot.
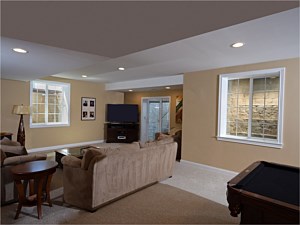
[81,149,105,170]
[0,137,21,146]
[0,145,27,156]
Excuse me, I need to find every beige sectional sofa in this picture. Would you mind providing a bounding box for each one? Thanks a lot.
[62,140,177,211]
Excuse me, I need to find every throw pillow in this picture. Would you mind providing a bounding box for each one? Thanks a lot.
[81,148,105,170]
[0,145,27,156]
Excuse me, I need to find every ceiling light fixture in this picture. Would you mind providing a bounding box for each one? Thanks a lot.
[118,67,125,71]
[81,75,87,78]
[128,89,133,92]
[231,42,244,48]
[12,48,28,53]
[165,87,171,89]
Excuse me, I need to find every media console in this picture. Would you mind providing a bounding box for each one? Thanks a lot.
[104,123,139,143]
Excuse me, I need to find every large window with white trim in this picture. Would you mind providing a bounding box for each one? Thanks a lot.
[30,80,70,128]
[217,68,285,148]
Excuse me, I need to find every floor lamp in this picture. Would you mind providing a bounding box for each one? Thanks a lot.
[12,105,30,146]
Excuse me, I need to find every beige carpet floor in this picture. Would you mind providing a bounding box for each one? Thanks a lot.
[1,182,239,224]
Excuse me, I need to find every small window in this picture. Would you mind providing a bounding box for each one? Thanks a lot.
[217,68,285,148]
[30,80,70,128]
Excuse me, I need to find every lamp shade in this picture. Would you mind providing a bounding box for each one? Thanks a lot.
[12,105,30,115]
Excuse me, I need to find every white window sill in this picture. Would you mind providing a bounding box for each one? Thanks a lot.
[217,136,283,149]
[30,123,70,128]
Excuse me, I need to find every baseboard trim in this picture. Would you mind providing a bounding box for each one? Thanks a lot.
[27,140,105,153]
[180,160,238,177]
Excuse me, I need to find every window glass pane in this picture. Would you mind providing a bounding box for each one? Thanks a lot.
[227,107,237,121]
[226,122,236,135]
[227,78,249,138]
[238,106,249,120]
[37,114,45,123]
[227,94,238,107]
[32,104,38,113]
[238,93,249,106]
[48,95,56,104]
[55,114,62,122]
[238,79,250,93]
[253,78,265,92]
[228,80,239,93]
[252,106,264,119]
[265,106,278,120]
[48,114,55,123]
[264,121,278,139]
[251,120,264,138]
[237,121,248,137]
[32,114,38,123]
[56,105,62,113]
[265,92,278,106]
[38,104,45,113]
[252,77,279,139]
[48,104,55,113]
[266,76,279,91]
[252,92,264,106]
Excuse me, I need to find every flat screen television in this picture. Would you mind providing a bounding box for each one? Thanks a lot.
[106,104,139,123]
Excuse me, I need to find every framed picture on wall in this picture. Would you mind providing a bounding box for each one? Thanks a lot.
[81,97,96,120]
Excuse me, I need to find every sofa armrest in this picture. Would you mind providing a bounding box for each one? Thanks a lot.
[3,153,47,166]
[61,156,82,168]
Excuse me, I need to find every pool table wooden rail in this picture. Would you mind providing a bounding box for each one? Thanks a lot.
[227,161,300,224]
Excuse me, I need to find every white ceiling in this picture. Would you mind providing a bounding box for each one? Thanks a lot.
[1,2,299,91]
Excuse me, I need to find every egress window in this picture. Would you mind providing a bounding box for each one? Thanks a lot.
[30,80,70,128]
[217,68,285,148]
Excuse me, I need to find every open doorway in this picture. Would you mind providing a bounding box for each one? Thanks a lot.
[140,96,170,143]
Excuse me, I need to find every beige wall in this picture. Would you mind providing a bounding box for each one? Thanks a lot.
[1,77,124,149]
[183,58,299,172]
[124,89,183,131]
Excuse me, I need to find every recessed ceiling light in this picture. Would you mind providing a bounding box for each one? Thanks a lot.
[118,67,125,71]
[128,89,133,92]
[81,75,87,78]
[12,48,28,53]
[165,87,171,89]
[231,42,244,48]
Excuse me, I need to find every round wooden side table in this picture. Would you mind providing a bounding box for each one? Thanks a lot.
[11,160,58,219]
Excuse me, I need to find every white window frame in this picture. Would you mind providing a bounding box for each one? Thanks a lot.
[30,80,71,128]
[217,68,285,148]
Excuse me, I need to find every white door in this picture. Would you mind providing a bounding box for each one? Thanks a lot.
[140,97,170,142]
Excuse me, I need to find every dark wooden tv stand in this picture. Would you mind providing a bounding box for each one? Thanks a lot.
[104,123,139,143]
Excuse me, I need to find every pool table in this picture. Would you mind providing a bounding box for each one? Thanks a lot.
[227,161,299,224]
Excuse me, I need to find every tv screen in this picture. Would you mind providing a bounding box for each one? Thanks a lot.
[106,104,139,123]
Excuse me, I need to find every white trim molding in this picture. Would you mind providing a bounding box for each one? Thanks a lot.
[105,74,183,91]
[180,160,238,177]
[27,140,104,153]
